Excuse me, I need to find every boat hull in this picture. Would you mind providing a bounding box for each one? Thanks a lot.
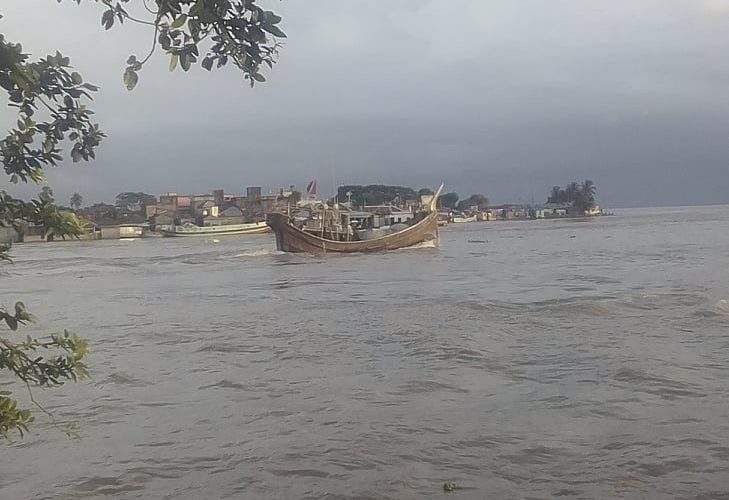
[266,211,439,254]
[160,222,270,237]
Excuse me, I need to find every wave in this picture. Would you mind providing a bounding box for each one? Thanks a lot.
[454,292,722,320]
[98,372,152,387]
[399,240,437,250]
[711,299,729,315]
[696,299,729,320]
[233,248,284,258]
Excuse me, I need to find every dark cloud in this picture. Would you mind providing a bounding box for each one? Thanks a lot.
[3,0,729,207]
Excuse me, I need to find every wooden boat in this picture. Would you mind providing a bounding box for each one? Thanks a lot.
[160,221,270,237]
[267,185,443,254]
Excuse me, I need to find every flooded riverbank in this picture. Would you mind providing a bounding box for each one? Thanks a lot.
[2,206,729,499]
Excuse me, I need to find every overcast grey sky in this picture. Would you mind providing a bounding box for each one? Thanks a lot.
[3,0,729,206]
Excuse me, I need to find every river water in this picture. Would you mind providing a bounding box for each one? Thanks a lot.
[2,206,729,499]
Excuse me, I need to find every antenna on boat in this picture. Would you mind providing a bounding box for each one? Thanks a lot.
[330,167,338,206]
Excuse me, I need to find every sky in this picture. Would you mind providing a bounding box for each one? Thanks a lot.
[2,0,729,207]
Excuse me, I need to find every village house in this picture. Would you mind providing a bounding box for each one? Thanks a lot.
[541,202,571,218]
[362,203,416,226]
[133,184,298,230]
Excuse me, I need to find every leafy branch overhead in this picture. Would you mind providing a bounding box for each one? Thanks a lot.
[0,36,104,183]
[73,0,287,89]
[1,300,89,439]
[1,0,285,440]
[0,31,98,438]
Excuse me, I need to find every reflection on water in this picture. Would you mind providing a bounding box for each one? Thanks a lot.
[2,206,729,499]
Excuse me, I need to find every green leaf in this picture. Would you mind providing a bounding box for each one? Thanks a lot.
[123,68,138,91]
[201,56,213,71]
[252,72,266,82]
[170,14,187,30]
[101,9,115,30]
[71,72,83,85]
[180,53,191,71]
[262,11,283,25]
[159,32,171,50]
[126,55,137,65]
[5,316,18,331]
[262,24,286,38]
[169,53,179,72]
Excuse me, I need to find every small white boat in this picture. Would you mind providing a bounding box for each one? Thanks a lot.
[160,222,270,237]
[451,215,477,223]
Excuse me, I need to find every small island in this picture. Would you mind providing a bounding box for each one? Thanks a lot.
[539,179,607,218]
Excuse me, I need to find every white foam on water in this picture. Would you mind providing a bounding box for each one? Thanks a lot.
[711,299,729,315]
[233,248,283,257]
[404,240,438,250]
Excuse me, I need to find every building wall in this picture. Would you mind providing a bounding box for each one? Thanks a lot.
[260,197,277,214]
[158,195,178,213]
[119,226,143,238]
[100,225,121,239]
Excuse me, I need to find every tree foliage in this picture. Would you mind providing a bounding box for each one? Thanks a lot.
[115,191,156,212]
[457,194,489,211]
[1,0,285,440]
[1,303,89,439]
[0,31,103,249]
[70,192,83,211]
[439,192,459,209]
[0,29,95,437]
[337,185,428,207]
[71,0,287,89]
[547,180,597,213]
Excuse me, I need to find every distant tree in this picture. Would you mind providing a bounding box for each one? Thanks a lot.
[547,186,563,204]
[418,188,434,197]
[457,194,489,211]
[70,192,83,211]
[115,192,156,213]
[338,185,419,207]
[573,179,597,213]
[565,182,580,204]
[440,192,459,209]
[547,180,598,213]
[582,179,596,198]
[82,203,118,222]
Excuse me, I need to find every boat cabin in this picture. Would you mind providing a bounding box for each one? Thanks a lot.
[296,207,424,242]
